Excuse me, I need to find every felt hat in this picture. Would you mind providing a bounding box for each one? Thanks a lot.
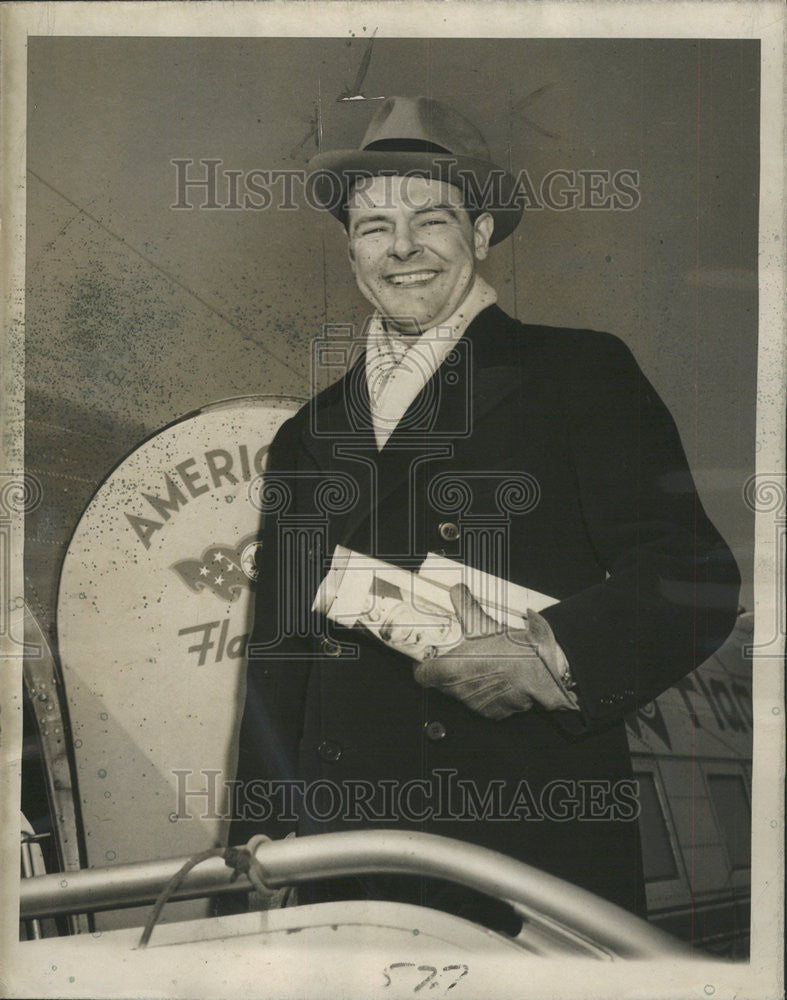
[308,96,522,245]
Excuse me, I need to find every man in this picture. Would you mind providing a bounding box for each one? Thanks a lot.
[231,97,740,930]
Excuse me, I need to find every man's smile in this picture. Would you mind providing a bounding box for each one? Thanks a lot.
[384,270,440,287]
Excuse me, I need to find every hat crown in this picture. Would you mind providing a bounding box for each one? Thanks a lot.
[307,95,523,245]
[360,96,491,160]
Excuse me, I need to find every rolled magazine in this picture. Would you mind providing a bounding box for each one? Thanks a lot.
[312,545,558,661]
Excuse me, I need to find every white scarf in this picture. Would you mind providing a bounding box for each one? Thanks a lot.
[365,275,497,450]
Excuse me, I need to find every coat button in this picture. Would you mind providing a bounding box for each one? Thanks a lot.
[438,522,460,542]
[424,721,447,741]
[317,740,343,762]
[321,637,342,657]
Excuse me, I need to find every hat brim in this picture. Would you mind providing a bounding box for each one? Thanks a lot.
[307,149,522,245]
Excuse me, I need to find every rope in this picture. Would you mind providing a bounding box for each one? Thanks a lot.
[223,834,274,897]
[137,835,280,949]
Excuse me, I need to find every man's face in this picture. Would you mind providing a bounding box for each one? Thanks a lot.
[378,602,457,650]
[346,175,494,334]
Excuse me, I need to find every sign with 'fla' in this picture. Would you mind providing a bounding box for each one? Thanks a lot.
[57,395,299,930]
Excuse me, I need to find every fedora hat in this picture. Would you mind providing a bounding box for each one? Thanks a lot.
[308,96,522,245]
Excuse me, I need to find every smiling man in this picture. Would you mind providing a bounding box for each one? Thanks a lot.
[346,174,492,333]
[230,96,740,931]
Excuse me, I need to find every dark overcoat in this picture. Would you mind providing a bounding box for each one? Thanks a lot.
[232,304,740,918]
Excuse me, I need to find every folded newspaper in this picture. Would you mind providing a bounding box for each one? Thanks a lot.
[312,545,558,661]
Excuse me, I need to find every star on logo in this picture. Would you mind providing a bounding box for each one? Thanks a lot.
[172,536,259,601]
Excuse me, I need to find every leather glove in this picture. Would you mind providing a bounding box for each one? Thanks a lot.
[412,583,575,720]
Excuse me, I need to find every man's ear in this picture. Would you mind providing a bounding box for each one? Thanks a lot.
[473,213,494,260]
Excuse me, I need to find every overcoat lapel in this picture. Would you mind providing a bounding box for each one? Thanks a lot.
[298,305,526,547]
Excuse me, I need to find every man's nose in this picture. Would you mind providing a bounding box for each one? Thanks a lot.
[389,222,420,260]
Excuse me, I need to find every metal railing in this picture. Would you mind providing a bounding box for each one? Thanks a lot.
[19,829,688,959]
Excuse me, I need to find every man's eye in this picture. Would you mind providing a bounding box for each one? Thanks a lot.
[359,226,386,236]
[420,217,447,226]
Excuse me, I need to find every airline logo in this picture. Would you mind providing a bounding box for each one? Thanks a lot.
[172,536,263,601]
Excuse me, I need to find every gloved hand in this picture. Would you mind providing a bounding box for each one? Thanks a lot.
[412,584,574,720]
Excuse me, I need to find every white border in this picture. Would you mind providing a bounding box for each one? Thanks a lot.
[1,3,783,998]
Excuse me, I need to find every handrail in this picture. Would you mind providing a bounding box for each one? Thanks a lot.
[19,829,687,958]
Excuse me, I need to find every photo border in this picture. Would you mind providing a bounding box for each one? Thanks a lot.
[1,3,783,998]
